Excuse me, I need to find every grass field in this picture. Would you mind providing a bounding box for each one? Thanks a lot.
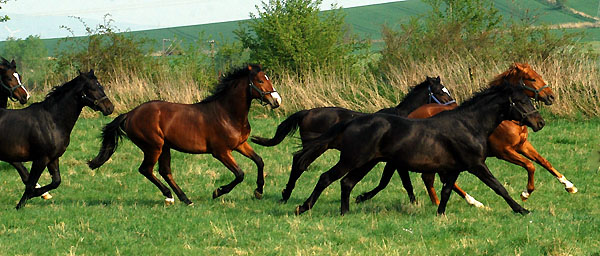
[0,111,598,255]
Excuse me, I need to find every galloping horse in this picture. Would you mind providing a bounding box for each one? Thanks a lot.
[0,57,52,200]
[356,63,576,207]
[88,64,281,205]
[251,77,454,202]
[0,70,114,209]
[293,81,545,215]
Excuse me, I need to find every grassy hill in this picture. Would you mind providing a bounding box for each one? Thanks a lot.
[5,0,600,55]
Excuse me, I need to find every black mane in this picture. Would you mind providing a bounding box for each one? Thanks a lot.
[456,81,514,111]
[41,74,90,107]
[200,64,261,103]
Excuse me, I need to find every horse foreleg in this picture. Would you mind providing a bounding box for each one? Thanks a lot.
[468,164,529,215]
[355,163,398,203]
[340,160,378,215]
[29,158,61,198]
[518,140,577,194]
[497,147,537,201]
[212,151,244,199]
[158,147,192,205]
[235,142,264,199]
[16,159,49,210]
[10,162,52,200]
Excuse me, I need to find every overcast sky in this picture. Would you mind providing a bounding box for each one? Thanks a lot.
[1,0,404,39]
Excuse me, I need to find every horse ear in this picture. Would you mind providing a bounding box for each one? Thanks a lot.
[247,64,252,71]
[436,76,440,82]
[89,69,95,76]
[10,59,16,67]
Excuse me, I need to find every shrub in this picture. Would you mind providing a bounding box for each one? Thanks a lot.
[0,35,50,89]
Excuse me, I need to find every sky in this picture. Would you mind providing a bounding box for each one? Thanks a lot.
[0,0,404,40]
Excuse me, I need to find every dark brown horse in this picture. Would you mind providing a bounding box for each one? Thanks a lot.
[356,63,575,207]
[251,77,454,202]
[293,81,545,215]
[0,70,114,209]
[0,57,52,200]
[88,64,281,205]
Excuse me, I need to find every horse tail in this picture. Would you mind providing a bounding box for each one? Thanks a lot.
[251,110,308,146]
[88,114,128,169]
[294,118,353,171]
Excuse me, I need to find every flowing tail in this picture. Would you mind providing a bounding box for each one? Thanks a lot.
[294,119,353,171]
[88,114,128,169]
[251,110,309,146]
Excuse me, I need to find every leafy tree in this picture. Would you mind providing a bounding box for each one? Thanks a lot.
[0,35,50,88]
[234,0,368,72]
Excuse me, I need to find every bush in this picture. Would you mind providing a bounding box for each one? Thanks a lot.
[234,0,369,72]
[0,35,50,89]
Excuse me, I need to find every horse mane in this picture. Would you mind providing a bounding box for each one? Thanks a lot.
[457,81,513,110]
[200,64,261,103]
[404,78,435,98]
[42,73,89,107]
[488,63,530,86]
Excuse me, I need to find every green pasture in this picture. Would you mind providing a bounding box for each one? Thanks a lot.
[0,112,598,255]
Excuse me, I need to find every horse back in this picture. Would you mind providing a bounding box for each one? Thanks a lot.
[407,103,457,119]
[124,101,246,153]
[299,107,363,142]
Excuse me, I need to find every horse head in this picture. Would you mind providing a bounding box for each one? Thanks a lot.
[492,63,554,105]
[424,76,455,105]
[78,69,114,116]
[503,82,545,132]
[0,57,30,105]
[247,64,281,109]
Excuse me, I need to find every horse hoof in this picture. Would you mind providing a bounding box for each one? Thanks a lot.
[520,191,530,201]
[164,197,175,206]
[187,202,194,206]
[518,208,530,215]
[254,189,263,200]
[566,186,578,194]
[212,189,220,199]
[41,193,53,200]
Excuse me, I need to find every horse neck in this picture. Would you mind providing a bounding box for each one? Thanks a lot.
[393,88,428,117]
[214,79,252,123]
[45,90,85,133]
[453,96,507,137]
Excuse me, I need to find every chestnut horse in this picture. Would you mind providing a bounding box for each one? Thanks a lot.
[293,82,545,215]
[0,58,52,200]
[251,77,454,202]
[356,63,577,207]
[88,64,282,205]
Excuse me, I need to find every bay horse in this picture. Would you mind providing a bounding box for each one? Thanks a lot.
[251,76,454,202]
[0,70,114,209]
[293,81,545,215]
[88,64,281,205]
[356,63,577,207]
[0,57,52,200]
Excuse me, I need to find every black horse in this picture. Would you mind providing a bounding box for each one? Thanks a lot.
[0,58,53,199]
[0,70,114,209]
[251,76,454,202]
[293,81,545,215]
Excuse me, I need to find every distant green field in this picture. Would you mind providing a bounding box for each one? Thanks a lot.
[566,0,600,18]
[21,0,600,56]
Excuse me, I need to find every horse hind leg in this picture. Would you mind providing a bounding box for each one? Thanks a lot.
[10,162,52,200]
[138,148,174,204]
[340,160,378,215]
[158,147,193,205]
[281,153,304,202]
[518,140,577,194]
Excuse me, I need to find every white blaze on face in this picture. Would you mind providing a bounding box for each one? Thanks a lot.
[442,86,451,96]
[271,85,282,105]
[13,72,30,99]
